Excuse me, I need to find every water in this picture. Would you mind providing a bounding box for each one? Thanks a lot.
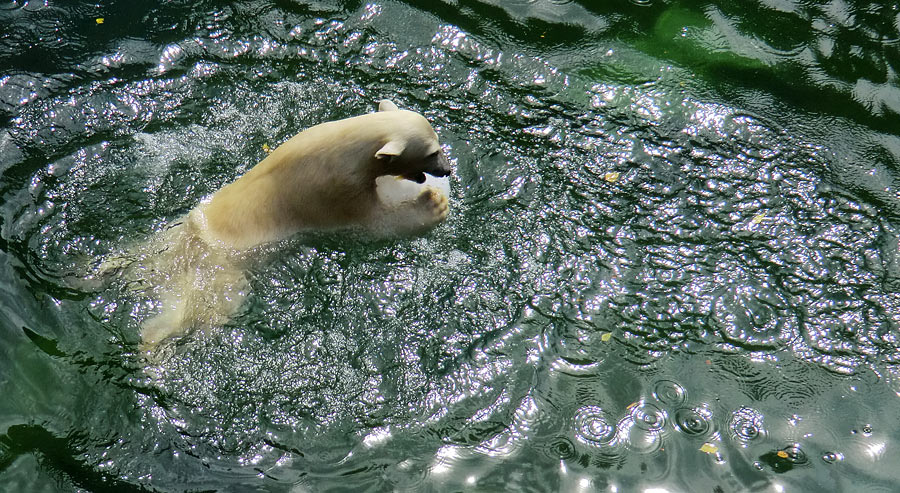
[1,0,899,491]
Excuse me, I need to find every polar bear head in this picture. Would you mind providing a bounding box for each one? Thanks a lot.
[373,100,452,184]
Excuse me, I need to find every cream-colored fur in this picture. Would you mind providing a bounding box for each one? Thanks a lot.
[108,100,451,351]
[198,99,451,250]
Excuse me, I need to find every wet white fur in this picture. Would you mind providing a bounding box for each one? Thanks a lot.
[114,101,450,351]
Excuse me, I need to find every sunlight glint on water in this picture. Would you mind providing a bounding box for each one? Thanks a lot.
[1,0,900,491]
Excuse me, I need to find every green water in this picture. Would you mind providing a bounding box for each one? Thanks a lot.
[1,0,900,491]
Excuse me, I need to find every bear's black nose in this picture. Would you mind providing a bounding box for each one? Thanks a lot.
[426,152,452,177]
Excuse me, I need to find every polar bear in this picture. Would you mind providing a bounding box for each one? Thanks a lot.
[110,100,452,350]
[195,99,451,250]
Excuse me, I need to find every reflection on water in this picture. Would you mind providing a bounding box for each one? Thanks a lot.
[1,0,900,491]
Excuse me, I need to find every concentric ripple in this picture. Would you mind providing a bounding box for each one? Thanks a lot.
[729,407,766,444]
[573,406,618,447]
[607,400,666,455]
[760,444,809,473]
[627,401,666,432]
[673,407,712,438]
[544,437,578,460]
[652,379,687,407]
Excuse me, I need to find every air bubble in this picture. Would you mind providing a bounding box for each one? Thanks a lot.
[822,451,843,464]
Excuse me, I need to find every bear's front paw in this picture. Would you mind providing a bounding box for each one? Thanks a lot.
[416,187,449,225]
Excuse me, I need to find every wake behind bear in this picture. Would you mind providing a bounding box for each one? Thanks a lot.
[105,100,451,351]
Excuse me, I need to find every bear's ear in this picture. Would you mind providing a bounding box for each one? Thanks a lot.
[375,140,405,160]
[378,99,400,112]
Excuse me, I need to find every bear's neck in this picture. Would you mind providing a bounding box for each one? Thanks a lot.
[201,144,380,250]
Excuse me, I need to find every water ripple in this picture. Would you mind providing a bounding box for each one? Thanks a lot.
[730,407,766,444]
[652,379,686,407]
[627,400,666,433]
[673,407,713,438]
[573,405,617,448]
[2,0,900,491]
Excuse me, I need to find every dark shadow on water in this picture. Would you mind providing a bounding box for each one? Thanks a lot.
[1,424,155,493]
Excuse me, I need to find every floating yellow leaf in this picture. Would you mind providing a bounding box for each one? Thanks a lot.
[96,18,105,24]
[603,171,620,183]
[262,143,272,154]
[601,332,612,342]
[700,443,718,454]
[776,450,789,459]
[751,214,765,225]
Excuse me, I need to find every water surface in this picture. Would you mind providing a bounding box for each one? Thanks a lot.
[2,0,900,491]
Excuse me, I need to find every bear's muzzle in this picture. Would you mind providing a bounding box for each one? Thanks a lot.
[426,151,452,178]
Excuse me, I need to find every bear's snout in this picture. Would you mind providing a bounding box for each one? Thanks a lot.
[425,151,452,178]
